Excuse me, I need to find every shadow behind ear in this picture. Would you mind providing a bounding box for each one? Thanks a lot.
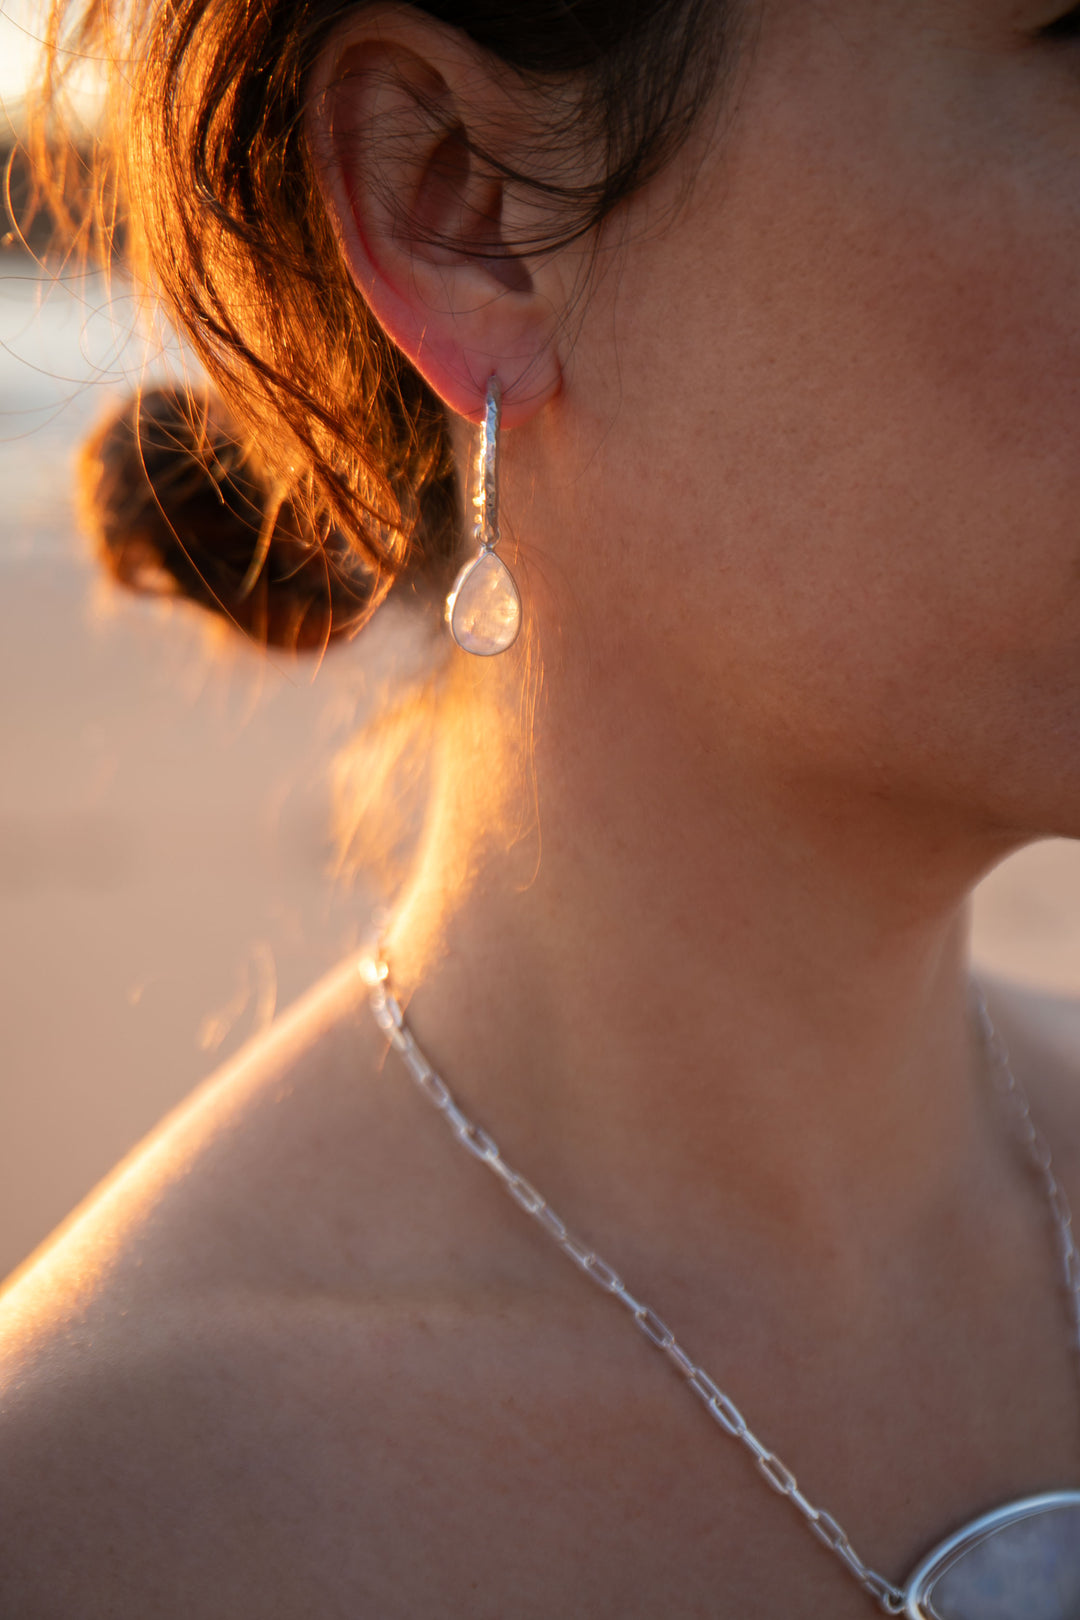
[80,387,372,651]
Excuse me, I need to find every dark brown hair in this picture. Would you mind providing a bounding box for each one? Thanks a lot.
[80,387,370,648]
[33,0,736,650]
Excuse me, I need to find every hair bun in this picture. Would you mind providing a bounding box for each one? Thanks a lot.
[79,386,369,650]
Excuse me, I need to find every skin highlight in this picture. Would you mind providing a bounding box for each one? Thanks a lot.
[4,3,1080,1615]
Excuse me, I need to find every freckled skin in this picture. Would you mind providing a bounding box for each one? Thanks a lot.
[7,4,1080,1617]
[548,0,1080,839]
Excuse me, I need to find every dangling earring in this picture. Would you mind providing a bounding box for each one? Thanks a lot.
[446,376,522,656]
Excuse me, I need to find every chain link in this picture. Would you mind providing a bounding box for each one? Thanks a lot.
[972,987,1080,1358]
[365,958,1079,1616]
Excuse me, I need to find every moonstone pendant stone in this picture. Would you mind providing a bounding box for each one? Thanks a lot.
[447,549,521,655]
[904,1494,1080,1620]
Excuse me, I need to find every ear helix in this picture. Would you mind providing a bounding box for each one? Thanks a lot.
[446,377,522,655]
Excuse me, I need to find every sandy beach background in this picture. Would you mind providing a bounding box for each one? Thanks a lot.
[3,247,1080,1286]
[0,251,381,1279]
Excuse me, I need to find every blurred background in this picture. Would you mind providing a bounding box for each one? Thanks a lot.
[3,0,1080,1287]
[0,0,376,1280]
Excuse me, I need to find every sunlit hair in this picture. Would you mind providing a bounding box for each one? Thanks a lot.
[26,0,737,946]
[79,387,372,649]
[29,0,733,639]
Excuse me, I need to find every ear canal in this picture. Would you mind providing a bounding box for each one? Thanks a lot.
[415,125,483,242]
[408,122,533,293]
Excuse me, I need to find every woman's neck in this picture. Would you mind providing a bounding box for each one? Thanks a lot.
[385,653,1020,1291]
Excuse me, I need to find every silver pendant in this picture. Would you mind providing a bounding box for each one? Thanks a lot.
[904,1492,1080,1619]
[446,547,521,656]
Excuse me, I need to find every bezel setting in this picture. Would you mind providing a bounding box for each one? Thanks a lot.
[904,1492,1080,1620]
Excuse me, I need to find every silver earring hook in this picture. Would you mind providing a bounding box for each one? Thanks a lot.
[473,376,501,551]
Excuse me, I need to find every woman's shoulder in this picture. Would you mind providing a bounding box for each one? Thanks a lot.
[0,946,522,1370]
[0,955,509,1614]
[1,954,381,1315]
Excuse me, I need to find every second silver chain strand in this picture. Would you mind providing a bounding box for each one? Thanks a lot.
[366,960,1080,1616]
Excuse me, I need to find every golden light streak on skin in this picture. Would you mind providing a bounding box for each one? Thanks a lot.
[8,2,1080,1614]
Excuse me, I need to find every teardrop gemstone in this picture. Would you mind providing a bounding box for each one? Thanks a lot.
[447,550,521,656]
[904,1494,1080,1620]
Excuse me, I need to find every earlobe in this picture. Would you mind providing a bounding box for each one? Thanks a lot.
[306,18,562,425]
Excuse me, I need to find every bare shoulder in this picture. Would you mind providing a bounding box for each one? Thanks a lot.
[0,959,696,1620]
[0,953,398,1331]
[0,955,518,1617]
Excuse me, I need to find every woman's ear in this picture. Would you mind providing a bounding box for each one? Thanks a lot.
[306,10,565,426]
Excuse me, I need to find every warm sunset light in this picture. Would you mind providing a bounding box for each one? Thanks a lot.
[0,0,44,120]
[0,0,105,130]
[6,3,1080,1610]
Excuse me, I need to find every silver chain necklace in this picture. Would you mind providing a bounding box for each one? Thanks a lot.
[364,955,1080,1617]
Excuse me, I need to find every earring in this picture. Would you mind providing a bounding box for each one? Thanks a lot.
[446,376,522,656]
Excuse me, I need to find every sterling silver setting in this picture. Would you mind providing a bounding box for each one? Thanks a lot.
[363,953,1080,1615]
[446,376,522,656]
[903,1492,1080,1619]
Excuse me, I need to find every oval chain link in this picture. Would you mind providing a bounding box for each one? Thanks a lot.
[365,959,1080,1616]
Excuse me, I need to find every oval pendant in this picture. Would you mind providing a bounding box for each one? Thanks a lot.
[446,549,521,656]
[904,1492,1080,1620]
